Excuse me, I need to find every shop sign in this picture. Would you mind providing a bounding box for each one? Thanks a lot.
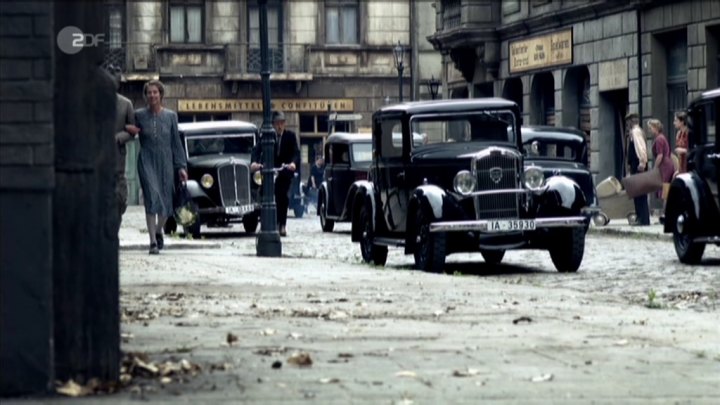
[598,59,628,91]
[509,29,573,74]
[178,99,355,113]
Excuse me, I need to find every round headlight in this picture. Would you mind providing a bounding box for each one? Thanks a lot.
[253,170,263,186]
[524,166,545,189]
[200,173,214,189]
[453,170,476,195]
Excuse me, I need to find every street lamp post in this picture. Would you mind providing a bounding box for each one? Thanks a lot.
[256,0,281,257]
[393,41,404,102]
[426,75,440,100]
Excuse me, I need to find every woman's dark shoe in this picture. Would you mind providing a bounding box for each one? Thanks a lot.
[279,226,287,237]
[156,233,164,250]
[149,243,159,255]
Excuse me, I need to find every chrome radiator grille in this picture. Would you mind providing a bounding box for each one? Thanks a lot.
[218,164,251,207]
[473,151,521,219]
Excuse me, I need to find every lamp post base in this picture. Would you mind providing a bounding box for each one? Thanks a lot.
[256,231,282,257]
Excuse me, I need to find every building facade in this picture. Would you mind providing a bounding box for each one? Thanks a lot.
[103,0,442,202]
[429,0,720,183]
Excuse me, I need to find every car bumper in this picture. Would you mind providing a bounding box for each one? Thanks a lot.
[429,216,587,233]
[199,204,257,217]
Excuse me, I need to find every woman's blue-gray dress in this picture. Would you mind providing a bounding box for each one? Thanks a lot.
[135,107,187,216]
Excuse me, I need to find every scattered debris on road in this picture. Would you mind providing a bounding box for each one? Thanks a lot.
[530,373,554,383]
[513,316,533,324]
[287,352,313,367]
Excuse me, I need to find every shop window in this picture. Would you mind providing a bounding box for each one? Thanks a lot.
[326,0,358,45]
[170,0,204,44]
[300,113,349,134]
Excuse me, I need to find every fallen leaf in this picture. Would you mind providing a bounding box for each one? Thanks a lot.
[318,377,340,384]
[287,352,313,367]
[261,328,277,336]
[530,373,554,383]
[271,360,282,369]
[614,339,629,346]
[288,332,302,340]
[327,311,348,320]
[394,370,417,378]
[512,316,533,324]
[227,332,239,345]
[338,353,354,358]
[452,368,481,377]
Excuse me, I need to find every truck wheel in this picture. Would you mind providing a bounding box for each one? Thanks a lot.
[319,198,335,232]
[359,205,387,266]
[549,227,585,273]
[413,208,446,272]
[164,217,178,235]
[242,215,258,233]
[480,249,505,265]
[184,218,201,240]
[673,212,706,264]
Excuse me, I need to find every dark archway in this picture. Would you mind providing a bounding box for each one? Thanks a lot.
[502,78,523,113]
[530,72,555,125]
[562,66,591,164]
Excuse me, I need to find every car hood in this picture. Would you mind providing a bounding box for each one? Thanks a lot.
[523,158,586,172]
[188,154,252,168]
[411,142,518,161]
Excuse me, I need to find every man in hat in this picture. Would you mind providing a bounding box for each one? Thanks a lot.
[624,112,650,226]
[250,111,300,236]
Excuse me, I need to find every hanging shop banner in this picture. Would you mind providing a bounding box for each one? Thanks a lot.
[178,99,354,113]
[509,29,573,74]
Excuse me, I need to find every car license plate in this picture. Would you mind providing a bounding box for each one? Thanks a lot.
[226,206,242,215]
[487,219,536,232]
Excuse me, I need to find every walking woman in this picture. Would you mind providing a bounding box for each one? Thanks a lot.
[136,80,187,254]
[673,111,690,174]
[648,119,674,201]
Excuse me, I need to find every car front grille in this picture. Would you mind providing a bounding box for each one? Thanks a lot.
[218,164,251,207]
[473,150,521,219]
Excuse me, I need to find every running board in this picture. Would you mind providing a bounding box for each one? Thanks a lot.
[694,236,720,243]
[374,237,405,247]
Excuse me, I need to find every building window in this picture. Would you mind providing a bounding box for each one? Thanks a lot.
[325,0,358,45]
[103,2,125,70]
[502,0,521,16]
[248,0,283,72]
[170,0,203,43]
[443,0,461,29]
[532,0,551,7]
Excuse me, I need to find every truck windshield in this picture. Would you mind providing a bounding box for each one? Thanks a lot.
[185,133,255,158]
[410,110,516,146]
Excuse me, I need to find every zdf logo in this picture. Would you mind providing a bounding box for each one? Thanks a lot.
[56,26,105,55]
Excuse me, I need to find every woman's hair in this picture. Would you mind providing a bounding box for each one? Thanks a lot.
[143,79,165,100]
[674,111,688,126]
[647,118,663,133]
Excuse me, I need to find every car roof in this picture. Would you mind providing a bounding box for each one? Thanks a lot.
[376,98,518,116]
[326,132,372,144]
[690,87,720,105]
[179,120,257,134]
[521,126,586,144]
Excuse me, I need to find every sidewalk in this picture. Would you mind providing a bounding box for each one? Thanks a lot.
[588,215,671,241]
[119,206,221,251]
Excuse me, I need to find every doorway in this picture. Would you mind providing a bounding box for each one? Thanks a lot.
[531,72,555,125]
[599,89,628,181]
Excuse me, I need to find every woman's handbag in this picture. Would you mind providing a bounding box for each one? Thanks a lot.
[173,182,199,227]
[621,168,663,198]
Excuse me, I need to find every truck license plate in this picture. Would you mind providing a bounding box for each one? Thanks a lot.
[488,219,536,232]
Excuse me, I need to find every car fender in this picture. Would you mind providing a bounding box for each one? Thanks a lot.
[349,180,376,242]
[664,172,719,234]
[319,182,329,209]
[405,185,449,253]
[536,176,586,216]
[186,180,206,199]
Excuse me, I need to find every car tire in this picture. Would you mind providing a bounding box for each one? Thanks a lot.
[294,205,305,219]
[480,249,505,265]
[319,198,335,232]
[359,204,387,266]
[673,212,706,264]
[164,217,178,235]
[184,219,201,240]
[549,227,585,273]
[413,208,446,273]
[242,215,258,233]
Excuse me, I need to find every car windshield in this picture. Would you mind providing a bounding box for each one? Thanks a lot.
[523,138,584,162]
[185,133,255,158]
[352,142,372,162]
[409,110,517,146]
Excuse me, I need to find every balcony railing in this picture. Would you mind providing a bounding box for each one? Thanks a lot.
[225,43,309,75]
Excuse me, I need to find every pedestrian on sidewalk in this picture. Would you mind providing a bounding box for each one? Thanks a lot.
[673,111,690,175]
[135,80,188,254]
[624,113,650,226]
[648,119,674,201]
[108,64,139,231]
[250,111,299,237]
[307,156,324,208]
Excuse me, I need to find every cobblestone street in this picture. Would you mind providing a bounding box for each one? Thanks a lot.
[56,207,714,403]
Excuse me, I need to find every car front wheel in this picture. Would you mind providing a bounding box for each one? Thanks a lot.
[359,205,387,266]
[480,249,505,265]
[548,227,585,273]
[413,208,446,272]
[319,198,334,232]
[673,212,706,264]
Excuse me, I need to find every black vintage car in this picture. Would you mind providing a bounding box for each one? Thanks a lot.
[346,99,593,273]
[522,126,605,224]
[664,88,720,263]
[164,120,261,238]
[318,132,372,231]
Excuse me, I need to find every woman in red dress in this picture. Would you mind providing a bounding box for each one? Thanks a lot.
[648,119,674,200]
[673,111,690,174]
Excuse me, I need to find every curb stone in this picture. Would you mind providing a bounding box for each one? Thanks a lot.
[588,226,672,241]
